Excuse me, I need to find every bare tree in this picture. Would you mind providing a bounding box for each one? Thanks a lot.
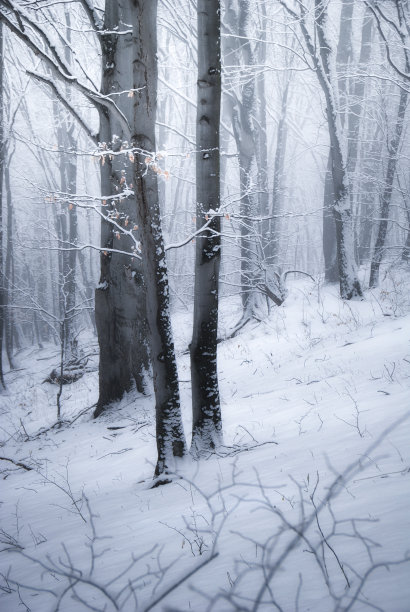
[132,0,187,476]
[190,0,223,456]
[94,0,149,415]
[368,1,410,287]
[280,0,363,299]
[0,21,4,388]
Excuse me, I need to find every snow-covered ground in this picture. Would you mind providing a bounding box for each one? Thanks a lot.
[1,272,410,611]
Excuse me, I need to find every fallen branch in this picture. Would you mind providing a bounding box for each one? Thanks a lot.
[0,457,32,471]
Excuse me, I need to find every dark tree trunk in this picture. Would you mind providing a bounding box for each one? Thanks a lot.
[132,0,186,476]
[0,22,5,388]
[94,0,149,417]
[190,0,223,456]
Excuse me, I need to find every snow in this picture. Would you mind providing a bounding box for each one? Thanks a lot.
[1,275,409,611]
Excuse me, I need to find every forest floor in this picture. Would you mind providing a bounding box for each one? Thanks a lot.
[1,269,410,611]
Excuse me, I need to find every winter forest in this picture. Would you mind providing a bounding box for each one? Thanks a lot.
[0,0,410,610]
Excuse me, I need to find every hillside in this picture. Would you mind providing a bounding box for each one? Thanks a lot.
[1,274,410,611]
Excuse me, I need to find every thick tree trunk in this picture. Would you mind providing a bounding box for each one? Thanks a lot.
[94,0,149,416]
[190,0,223,456]
[132,0,186,476]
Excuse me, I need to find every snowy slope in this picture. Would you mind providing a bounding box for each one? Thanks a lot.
[0,275,409,611]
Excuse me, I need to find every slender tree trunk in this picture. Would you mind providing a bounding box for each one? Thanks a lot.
[94,0,149,416]
[369,87,408,287]
[190,0,223,456]
[268,79,289,269]
[322,0,353,283]
[348,9,373,264]
[255,14,270,270]
[56,112,77,358]
[4,162,15,368]
[323,155,339,281]
[0,22,5,387]
[357,123,381,264]
[237,0,258,316]
[132,0,186,476]
[313,0,362,299]
[224,0,261,317]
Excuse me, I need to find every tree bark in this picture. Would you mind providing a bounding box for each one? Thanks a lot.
[4,161,15,368]
[369,86,408,287]
[268,78,289,269]
[0,22,5,387]
[132,0,187,476]
[190,0,223,456]
[369,5,409,287]
[94,0,149,416]
[323,0,353,284]
[323,155,339,282]
[314,0,362,299]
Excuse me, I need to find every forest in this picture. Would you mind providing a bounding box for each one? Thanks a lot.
[0,0,409,610]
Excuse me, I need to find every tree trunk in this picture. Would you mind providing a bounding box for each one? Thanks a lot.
[94,0,149,416]
[323,0,353,284]
[255,7,270,271]
[225,0,261,317]
[0,22,5,388]
[314,0,362,299]
[267,79,289,269]
[323,155,339,282]
[132,0,186,476]
[190,0,223,457]
[4,162,15,368]
[369,86,408,287]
